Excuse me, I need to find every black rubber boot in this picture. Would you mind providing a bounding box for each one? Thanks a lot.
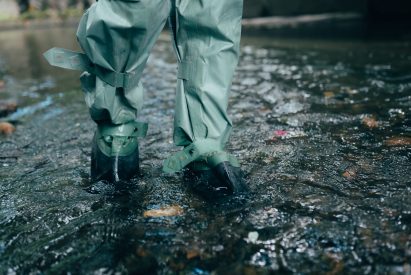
[90,121,148,183]
[90,133,140,182]
[184,161,248,199]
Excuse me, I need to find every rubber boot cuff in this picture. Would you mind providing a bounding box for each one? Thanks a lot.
[96,121,148,157]
[91,121,148,183]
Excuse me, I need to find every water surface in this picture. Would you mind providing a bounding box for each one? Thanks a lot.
[0,27,410,274]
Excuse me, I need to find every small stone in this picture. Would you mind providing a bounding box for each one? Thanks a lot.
[324,91,335,98]
[342,168,357,180]
[0,80,5,89]
[384,136,411,147]
[362,116,378,128]
[247,231,259,243]
[143,205,183,218]
[212,245,224,252]
[0,122,15,135]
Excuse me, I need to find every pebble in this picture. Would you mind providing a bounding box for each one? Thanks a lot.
[342,168,357,180]
[362,116,378,128]
[247,231,259,243]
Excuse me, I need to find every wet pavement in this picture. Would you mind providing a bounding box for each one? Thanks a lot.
[0,27,411,274]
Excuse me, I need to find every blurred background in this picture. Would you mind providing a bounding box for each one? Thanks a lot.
[0,0,410,37]
[1,0,410,19]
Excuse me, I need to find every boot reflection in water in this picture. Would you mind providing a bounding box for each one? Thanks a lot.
[43,0,248,196]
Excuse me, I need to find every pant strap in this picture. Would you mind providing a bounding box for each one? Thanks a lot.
[98,121,148,138]
[43,47,141,89]
[163,139,239,173]
[96,121,148,157]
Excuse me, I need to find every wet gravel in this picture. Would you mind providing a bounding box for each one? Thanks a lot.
[0,28,411,274]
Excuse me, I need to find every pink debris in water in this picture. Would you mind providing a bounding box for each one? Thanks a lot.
[274,130,288,137]
[266,129,307,144]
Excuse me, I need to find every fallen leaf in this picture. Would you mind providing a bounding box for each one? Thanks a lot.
[324,91,335,98]
[186,249,200,260]
[143,205,183,218]
[362,116,378,128]
[384,136,411,147]
[0,122,15,135]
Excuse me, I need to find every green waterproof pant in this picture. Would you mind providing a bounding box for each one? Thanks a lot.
[45,0,243,172]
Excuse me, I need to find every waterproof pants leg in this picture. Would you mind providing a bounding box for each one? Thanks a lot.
[163,0,243,172]
[74,0,170,181]
[76,0,170,125]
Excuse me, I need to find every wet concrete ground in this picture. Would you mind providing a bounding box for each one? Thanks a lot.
[0,28,411,274]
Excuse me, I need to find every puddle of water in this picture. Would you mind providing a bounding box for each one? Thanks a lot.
[0,27,410,274]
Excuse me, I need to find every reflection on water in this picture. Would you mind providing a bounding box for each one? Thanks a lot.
[0,27,80,107]
[0,27,410,274]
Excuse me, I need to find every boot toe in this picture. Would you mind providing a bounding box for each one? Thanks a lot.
[184,161,248,199]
